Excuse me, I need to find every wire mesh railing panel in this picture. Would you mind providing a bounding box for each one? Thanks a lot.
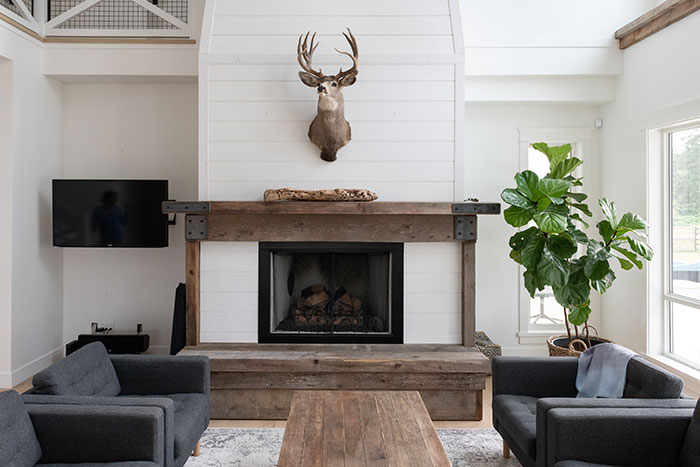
[48,0,187,29]
[1,0,23,17]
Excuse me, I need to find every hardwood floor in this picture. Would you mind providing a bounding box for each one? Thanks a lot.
[7,375,494,430]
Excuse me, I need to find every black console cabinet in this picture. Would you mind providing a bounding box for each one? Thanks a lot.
[66,334,150,355]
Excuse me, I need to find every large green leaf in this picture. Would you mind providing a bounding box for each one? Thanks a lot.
[509,227,538,250]
[522,235,545,269]
[567,225,589,244]
[584,241,611,280]
[509,249,523,265]
[628,237,654,260]
[591,269,616,294]
[612,245,643,269]
[531,142,572,171]
[514,170,540,200]
[599,198,618,229]
[537,246,570,287]
[551,157,583,179]
[504,206,533,227]
[537,179,573,200]
[568,305,592,326]
[532,205,569,233]
[570,213,590,229]
[523,270,546,297]
[537,197,552,211]
[616,257,634,270]
[501,188,532,208]
[597,220,615,244]
[617,212,648,232]
[548,235,578,259]
[571,203,592,217]
[566,192,588,203]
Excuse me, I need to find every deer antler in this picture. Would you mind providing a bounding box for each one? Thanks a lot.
[335,28,359,79]
[297,32,324,77]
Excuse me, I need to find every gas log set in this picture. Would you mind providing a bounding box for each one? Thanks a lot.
[276,284,383,333]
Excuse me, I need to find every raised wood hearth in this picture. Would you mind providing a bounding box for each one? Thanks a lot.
[179,343,489,421]
[165,201,500,420]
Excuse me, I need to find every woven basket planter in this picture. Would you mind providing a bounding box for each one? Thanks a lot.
[547,330,613,357]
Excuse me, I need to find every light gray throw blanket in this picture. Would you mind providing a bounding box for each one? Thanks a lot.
[576,343,637,398]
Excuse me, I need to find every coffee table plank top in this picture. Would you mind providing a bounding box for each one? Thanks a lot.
[278,390,450,467]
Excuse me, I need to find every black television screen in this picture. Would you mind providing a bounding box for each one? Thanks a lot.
[53,179,169,248]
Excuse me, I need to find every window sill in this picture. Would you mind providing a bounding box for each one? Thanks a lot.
[642,353,700,399]
[517,331,561,345]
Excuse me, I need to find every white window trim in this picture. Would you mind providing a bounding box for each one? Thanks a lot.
[647,115,700,372]
[515,127,595,344]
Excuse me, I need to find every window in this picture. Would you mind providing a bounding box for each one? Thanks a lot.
[516,128,592,342]
[665,124,700,368]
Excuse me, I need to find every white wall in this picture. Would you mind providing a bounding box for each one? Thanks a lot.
[62,84,198,353]
[465,104,602,355]
[0,23,65,387]
[599,12,700,352]
[197,0,466,344]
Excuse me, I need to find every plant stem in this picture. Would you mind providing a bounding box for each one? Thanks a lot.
[563,307,572,342]
[584,322,591,348]
[574,324,580,340]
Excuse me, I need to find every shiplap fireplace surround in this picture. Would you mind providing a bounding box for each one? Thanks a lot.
[166,0,502,421]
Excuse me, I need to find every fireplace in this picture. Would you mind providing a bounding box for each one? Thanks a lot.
[258,242,403,343]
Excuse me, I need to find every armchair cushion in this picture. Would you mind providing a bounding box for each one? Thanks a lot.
[492,357,579,398]
[110,354,210,396]
[0,390,42,467]
[32,343,121,397]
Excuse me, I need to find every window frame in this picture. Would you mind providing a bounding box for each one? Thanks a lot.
[661,120,700,370]
[515,128,595,344]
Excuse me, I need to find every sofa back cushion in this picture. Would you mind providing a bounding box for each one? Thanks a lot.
[623,357,683,399]
[680,400,700,467]
[0,390,42,467]
[32,342,121,397]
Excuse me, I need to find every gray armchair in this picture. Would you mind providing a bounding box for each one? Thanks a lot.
[23,342,210,467]
[1,389,163,466]
[492,356,691,467]
[548,398,700,467]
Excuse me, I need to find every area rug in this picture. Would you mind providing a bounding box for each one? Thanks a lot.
[185,427,522,466]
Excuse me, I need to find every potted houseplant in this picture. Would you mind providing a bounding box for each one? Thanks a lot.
[501,142,653,356]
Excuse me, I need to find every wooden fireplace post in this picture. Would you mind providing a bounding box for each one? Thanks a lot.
[461,241,476,347]
[185,240,201,346]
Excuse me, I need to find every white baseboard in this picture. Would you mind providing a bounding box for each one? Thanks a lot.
[0,346,64,389]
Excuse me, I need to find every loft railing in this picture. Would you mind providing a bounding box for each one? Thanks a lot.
[0,0,189,38]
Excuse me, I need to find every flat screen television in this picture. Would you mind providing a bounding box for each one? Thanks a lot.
[53,179,169,248]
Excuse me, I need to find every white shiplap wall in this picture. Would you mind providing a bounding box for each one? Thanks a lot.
[198,0,465,344]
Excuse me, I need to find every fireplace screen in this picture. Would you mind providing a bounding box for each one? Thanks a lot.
[258,242,403,343]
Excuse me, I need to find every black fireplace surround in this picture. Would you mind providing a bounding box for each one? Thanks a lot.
[258,242,404,344]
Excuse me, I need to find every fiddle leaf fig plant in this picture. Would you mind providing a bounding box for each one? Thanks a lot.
[502,143,654,345]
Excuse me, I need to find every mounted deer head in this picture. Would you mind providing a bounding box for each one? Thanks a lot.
[297,29,359,162]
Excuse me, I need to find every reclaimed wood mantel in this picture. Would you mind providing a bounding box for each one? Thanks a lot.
[162,201,500,348]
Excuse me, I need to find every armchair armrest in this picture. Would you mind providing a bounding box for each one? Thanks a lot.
[546,407,693,467]
[492,356,579,397]
[23,394,176,466]
[26,402,165,465]
[110,354,210,396]
[536,397,696,467]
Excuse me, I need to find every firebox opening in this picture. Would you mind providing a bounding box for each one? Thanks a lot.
[258,242,404,344]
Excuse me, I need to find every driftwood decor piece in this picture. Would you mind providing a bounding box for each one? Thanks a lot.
[297,29,359,162]
[264,188,378,202]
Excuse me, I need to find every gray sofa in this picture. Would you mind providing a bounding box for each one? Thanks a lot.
[492,356,694,467]
[1,389,162,466]
[23,342,210,467]
[549,398,700,467]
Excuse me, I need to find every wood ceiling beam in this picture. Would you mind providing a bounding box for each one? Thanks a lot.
[616,0,700,49]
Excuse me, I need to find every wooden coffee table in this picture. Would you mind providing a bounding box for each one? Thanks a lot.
[278,390,450,467]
